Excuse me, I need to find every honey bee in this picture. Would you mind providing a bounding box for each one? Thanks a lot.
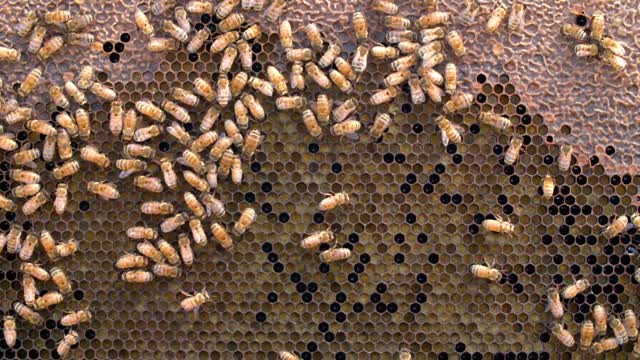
[371,46,399,60]
[247,76,273,98]
[592,304,608,335]
[19,233,38,261]
[562,24,587,41]
[331,118,362,137]
[141,201,174,215]
[276,96,307,111]
[134,175,164,193]
[44,10,71,24]
[301,229,335,249]
[134,8,154,35]
[304,23,323,50]
[13,303,43,326]
[318,192,350,211]
[560,144,575,172]
[241,129,262,159]
[60,310,92,327]
[591,337,618,354]
[180,289,210,312]
[369,86,399,106]
[320,248,352,263]
[171,87,199,108]
[408,75,425,104]
[217,151,235,179]
[241,94,265,120]
[471,262,502,282]
[135,100,165,123]
[201,193,225,217]
[217,76,232,107]
[65,81,87,105]
[152,263,182,278]
[76,108,91,139]
[52,183,69,215]
[187,1,214,13]
[209,137,233,161]
[23,190,49,215]
[89,82,117,101]
[486,3,508,33]
[0,193,16,213]
[23,119,50,137]
[232,40,250,71]
[481,215,515,234]
[37,36,64,61]
[391,54,417,71]
[329,70,353,94]
[547,287,564,319]
[109,101,124,136]
[351,12,368,42]
[216,0,240,18]
[540,174,556,199]
[419,48,446,68]
[56,113,79,137]
[442,93,474,114]
[183,192,205,218]
[416,12,451,29]
[161,212,189,234]
[147,37,179,52]
[0,133,17,151]
[265,67,287,96]
[590,12,604,42]
[315,94,332,124]
[212,31,240,54]
[385,15,411,30]
[157,157,178,190]
[305,62,331,89]
[18,67,42,97]
[478,112,513,130]
[561,279,590,300]
[116,159,148,178]
[191,131,219,153]
[178,233,194,266]
[369,113,392,140]
[397,41,419,54]
[603,215,629,239]
[17,10,38,37]
[186,28,211,54]
[0,46,21,62]
[127,226,158,240]
[192,78,216,103]
[51,267,72,294]
[115,252,148,269]
[164,100,192,124]
[232,208,256,236]
[13,184,41,198]
[444,63,457,95]
[10,169,40,184]
[219,13,245,33]
[420,52,445,69]
[578,320,595,351]
[624,310,638,341]
[156,239,180,265]
[56,239,78,258]
[287,48,314,62]
[352,45,369,73]
[233,101,249,130]
[40,230,58,260]
[134,124,163,142]
[231,156,243,184]
[189,218,208,246]
[200,106,221,132]
[77,65,94,90]
[5,107,32,125]
[399,348,412,360]
[230,72,248,97]
[331,99,356,123]
[49,85,69,109]
[209,223,232,249]
[20,262,49,281]
[3,316,15,348]
[602,50,627,71]
[551,323,575,348]
[12,147,40,166]
[508,2,525,32]
[219,46,238,74]
[574,44,598,57]
[119,109,136,141]
[136,241,164,263]
[371,0,398,15]
[163,20,188,43]
[121,270,154,283]
[504,135,523,165]
[66,33,95,47]
[87,181,120,200]
[609,316,629,345]
[174,6,191,33]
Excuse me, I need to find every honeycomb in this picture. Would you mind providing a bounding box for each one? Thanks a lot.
[0,0,637,359]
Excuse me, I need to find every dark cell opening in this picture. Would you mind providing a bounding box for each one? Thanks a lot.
[606,145,615,155]
[453,154,463,164]
[189,53,199,62]
[109,53,120,63]
[406,173,417,184]
[476,74,486,83]
[576,15,588,26]
[158,142,170,152]
[413,123,423,134]
[470,124,480,134]
[73,290,84,300]
[348,233,359,244]
[255,312,266,322]
[102,42,113,52]
[521,115,531,125]
[347,273,358,283]
[516,105,527,115]
[395,153,405,163]
[406,213,416,224]
[383,153,394,163]
[114,42,125,53]
[401,104,412,114]
[252,63,262,72]
[261,203,272,213]
[120,33,131,42]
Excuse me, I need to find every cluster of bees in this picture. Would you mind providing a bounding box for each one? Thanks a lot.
[563,9,628,71]
[299,192,352,263]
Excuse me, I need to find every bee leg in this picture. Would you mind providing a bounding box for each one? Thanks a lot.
[320,192,334,197]
[180,290,192,297]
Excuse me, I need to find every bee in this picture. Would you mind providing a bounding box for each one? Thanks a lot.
[547,287,564,319]
[230,72,249,97]
[391,54,417,71]
[399,348,412,360]
[211,223,233,249]
[352,45,369,73]
[134,8,154,35]
[591,338,618,354]
[57,241,79,262]
[481,216,515,234]
[163,20,188,43]
[77,65,94,90]
[190,218,208,246]
[51,267,72,294]
[39,230,58,260]
[5,107,32,125]
[44,10,71,24]
[23,190,49,215]
[134,124,163,142]
[352,12,368,42]
[574,44,598,57]
[540,174,557,199]
[21,262,49,281]
[602,50,627,71]
[65,81,87,105]
[305,62,331,89]
[236,40,252,71]
[332,99,357,123]
[371,46,399,60]
[234,100,249,130]
[136,241,164,263]
[187,1,214,14]
[222,122,243,150]
[0,46,21,62]
[397,41,419,54]
[316,44,342,70]
[13,184,41,198]
[319,192,350,211]
[201,106,221,131]
[385,15,411,30]
[171,88,199,108]
[141,201,174,215]
[184,192,206,218]
[127,226,158,240]
[591,304,608,335]
[420,57,446,77]
[174,6,191,34]
[217,151,235,179]
[301,229,335,248]
[135,100,165,123]
[161,212,189,234]
[231,156,243,184]
[508,2,525,32]
[134,176,163,193]
[279,351,300,360]
[369,113,392,140]
[55,112,79,136]
[241,129,262,159]
[420,52,444,69]
[10,169,40,184]
[320,248,352,263]
[18,67,42,97]
[60,310,92,327]
[201,193,225,217]
[217,76,232,107]
[248,76,273,97]
[233,208,257,236]
[3,316,15,348]
[13,303,43,326]
[180,290,210,312]
[80,145,111,168]
[0,193,15,213]
[49,85,70,109]
[444,63,457,95]
[178,233,194,266]
[408,75,425,104]
[209,137,233,162]
[156,239,180,265]
[331,118,362,137]
[315,94,332,124]
[76,108,91,139]
[12,147,40,166]
[304,23,324,51]
[333,58,356,82]
[266,66,288,96]
[157,157,178,190]
[369,86,399,105]
[562,24,587,41]
[0,133,18,151]
[602,215,629,239]
[216,0,240,18]
[276,96,307,111]
[329,70,353,94]
[120,109,137,141]
[66,33,95,47]
[115,252,148,269]
[478,111,511,131]
[87,181,120,200]
[152,264,182,278]
[116,159,148,177]
[590,12,604,42]
[551,323,575,348]
[241,94,265,120]
[579,320,595,351]
[471,260,503,281]
[193,77,216,102]
[486,3,508,33]
[52,183,69,215]
[37,36,64,61]
[186,28,211,54]
[371,0,398,15]
[52,159,79,180]
[219,13,245,33]
[561,279,590,300]
[17,10,38,37]
[609,316,629,345]
[162,100,191,124]
[89,82,117,101]
[147,37,179,52]
[624,310,638,341]
[219,46,238,74]
[387,29,417,43]
[278,20,294,50]
[211,31,240,54]
[121,270,154,283]
[504,135,524,165]
[442,93,474,114]
[0,232,6,253]
[287,48,314,62]
[19,233,38,261]
[191,131,219,153]
[202,165,218,191]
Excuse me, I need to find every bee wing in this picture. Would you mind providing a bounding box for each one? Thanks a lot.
[453,123,466,135]
[344,132,360,141]
[23,161,37,169]
[176,156,187,166]
[440,129,449,146]
[0,133,16,139]
[119,170,135,179]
